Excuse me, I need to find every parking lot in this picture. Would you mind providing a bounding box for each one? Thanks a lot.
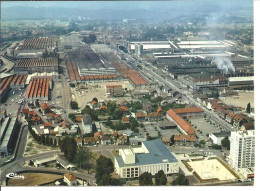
[189,117,222,141]
[139,122,180,138]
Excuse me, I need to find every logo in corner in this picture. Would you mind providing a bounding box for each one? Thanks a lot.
[6,172,25,180]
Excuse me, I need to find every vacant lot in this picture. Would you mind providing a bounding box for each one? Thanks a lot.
[24,133,57,157]
[73,81,134,108]
[220,91,254,109]
[8,173,63,186]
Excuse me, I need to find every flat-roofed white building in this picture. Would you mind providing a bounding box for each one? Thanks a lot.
[114,139,179,179]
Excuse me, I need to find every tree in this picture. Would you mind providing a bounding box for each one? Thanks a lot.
[199,140,206,148]
[74,146,92,173]
[70,101,78,109]
[155,170,167,185]
[41,135,46,145]
[46,136,50,145]
[113,108,124,120]
[139,172,153,186]
[246,103,251,113]
[221,136,230,150]
[69,113,76,122]
[172,174,189,185]
[49,137,53,146]
[170,135,175,144]
[95,155,114,184]
[92,97,98,103]
[53,138,57,147]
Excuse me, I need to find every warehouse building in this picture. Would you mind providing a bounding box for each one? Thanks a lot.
[166,109,195,135]
[24,77,51,101]
[192,76,228,91]
[228,76,254,90]
[14,58,58,74]
[0,116,19,156]
[114,139,179,178]
[0,74,14,102]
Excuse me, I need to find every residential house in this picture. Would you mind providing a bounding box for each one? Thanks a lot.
[147,107,164,122]
[172,107,204,118]
[22,108,29,117]
[241,122,254,131]
[123,130,133,137]
[225,111,236,124]
[44,122,52,128]
[122,117,130,124]
[84,137,95,145]
[40,103,51,114]
[64,172,77,186]
[218,109,230,120]
[94,132,111,145]
[117,135,128,145]
[75,138,83,146]
[136,112,146,122]
[91,100,100,110]
[81,115,92,134]
[120,106,130,115]
[161,137,171,146]
[233,114,248,129]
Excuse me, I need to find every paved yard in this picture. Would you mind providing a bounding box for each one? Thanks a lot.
[189,117,221,141]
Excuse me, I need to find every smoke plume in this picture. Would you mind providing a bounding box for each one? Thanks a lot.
[214,57,235,74]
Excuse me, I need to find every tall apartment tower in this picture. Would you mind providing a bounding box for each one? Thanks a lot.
[229,129,255,171]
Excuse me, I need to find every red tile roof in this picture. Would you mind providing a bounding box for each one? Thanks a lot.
[173,107,204,114]
[136,112,146,118]
[44,122,52,127]
[174,134,196,142]
[166,109,195,135]
[120,106,129,112]
[64,172,76,181]
[122,117,130,123]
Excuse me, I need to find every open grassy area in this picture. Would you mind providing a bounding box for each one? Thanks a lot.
[8,173,63,186]
[112,150,119,157]
[24,133,57,157]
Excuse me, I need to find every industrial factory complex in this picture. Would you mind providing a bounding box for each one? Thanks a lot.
[0,2,254,187]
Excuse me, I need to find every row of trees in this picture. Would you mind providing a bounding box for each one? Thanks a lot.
[95,155,121,185]
[28,125,57,146]
[139,171,189,186]
[59,136,77,162]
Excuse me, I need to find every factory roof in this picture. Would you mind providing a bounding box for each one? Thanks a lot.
[115,139,178,167]
[228,76,254,82]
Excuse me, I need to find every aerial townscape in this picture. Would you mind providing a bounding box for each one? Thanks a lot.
[0,0,255,187]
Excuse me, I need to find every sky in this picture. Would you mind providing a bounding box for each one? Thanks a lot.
[1,0,253,10]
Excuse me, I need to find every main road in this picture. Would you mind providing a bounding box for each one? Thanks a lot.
[142,63,234,132]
